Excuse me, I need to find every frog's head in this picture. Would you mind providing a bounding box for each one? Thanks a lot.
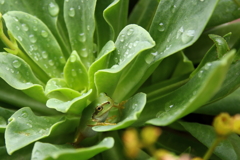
[92,93,114,122]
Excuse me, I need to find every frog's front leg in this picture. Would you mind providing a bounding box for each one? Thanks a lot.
[89,118,116,126]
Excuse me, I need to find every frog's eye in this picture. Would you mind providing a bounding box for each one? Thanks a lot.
[96,106,103,112]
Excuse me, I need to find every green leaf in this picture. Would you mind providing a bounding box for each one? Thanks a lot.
[3,11,66,78]
[128,0,159,30]
[88,41,115,98]
[95,24,155,102]
[64,51,88,91]
[5,107,77,154]
[93,92,146,132]
[95,0,114,51]
[45,78,81,100]
[46,89,92,114]
[135,50,235,126]
[207,0,240,28]
[0,0,71,56]
[0,53,47,102]
[64,0,96,68]
[196,88,240,116]
[209,34,230,58]
[104,0,128,40]
[180,122,240,160]
[0,107,14,132]
[32,137,114,160]
[149,0,219,61]
[0,145,32,160]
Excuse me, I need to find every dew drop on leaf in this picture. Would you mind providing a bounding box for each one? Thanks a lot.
[71,69,77,77]
[127,28,134,35]
[198,70,204,78]
[17,36,23,41]
[119,34,125,42]
[42,51,48,59]
[12,60,21,68]
[181,29,195,44]
[0,0,5,4]
[78,5,81,10]
[21,111,28,118]
[26,122,32,128]
[48,2,59,17]
[41,30,48,38]
[70,54,77,62]
[80,48,88,57]
[59,56,65,64]
[176,26,184,39]
[158,23,165,32]
[29,34,37,43]
[48,59,54,66]
[78,33,86,42]
[68,7,75,17]
[21,24,29,31]
[171,5,177,13]
[33,26,38,31]
[16,26,20,30]
[156,111,164,118]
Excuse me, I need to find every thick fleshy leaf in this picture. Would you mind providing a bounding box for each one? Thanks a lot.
[149,0,218,61]
[95,24,155,102]
[64,51,88,91]
[207,0,240,28]
[45,78,81,100]
[190,34,230,78]
[180,122,240,160]
[88,41,115,97]
[186,21,240,64]
[93,92,146,132]
[0,53,47,102]
[95,0,114,51]
[64,0,96,68]
[196,88,240,115]
[46,89,92,114]
[0,0,71,56]
[128,0,158,30]
[0,145,32,160]
[134,50,235,126]
[31,137,114,160]
[0,107,14,132]
[5,107,78,154]
[3,11,66,78]
[103,0,128,40]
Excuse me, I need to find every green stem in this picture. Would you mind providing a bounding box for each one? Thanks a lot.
[203,136,224,160]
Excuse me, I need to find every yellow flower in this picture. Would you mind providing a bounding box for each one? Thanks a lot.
[213,113,232,136]
[141,126,162,146]
[232,114,240,134]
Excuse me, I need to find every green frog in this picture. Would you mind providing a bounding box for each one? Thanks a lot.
[73,93,123,145]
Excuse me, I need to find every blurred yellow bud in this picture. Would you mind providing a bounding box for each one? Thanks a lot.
[191,157,204,160]
[232,114,240,134]
[213,113,232,136]
[154,149,177,160]
[122,128,140,158]
[141,126,161,146]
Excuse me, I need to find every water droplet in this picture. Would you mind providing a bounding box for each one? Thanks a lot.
[200,0,204,1]
[158,23,165,32]
[119,34,125,42]
[13,16,19,22]
[41,30,48,38]
[169,104,174,108]
[21,111,28,118]
[48,60,54,66]
[198,70,204,78]
[48,2,59,17]
[29,34,37,43]
[42,51,48,59]
[71,69,77,76]
[17,36,23,41]
[21,24,29,31]
[16,26,20,30]
[10,69,14,73]
[80,48,88,57]
[181,30,195,44]
[176,26,184,39]
[5,67,9,71]
[127,28,134,35]
[33,26,38,31]
[30,44,38,51]
[171,5,177,13]
[111,64,119,69]
[145,52,157,64]
[204,62,212,70]
[70,54,77,62]
[78,5,81,10]
[133,41,139,47]
[8,117,14,123]
[12,60,21,68]
[26,122,32,128]
[87,25,90,30]
[65,0,69,2]
[68,7,75,17]
[78,33,86,42]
